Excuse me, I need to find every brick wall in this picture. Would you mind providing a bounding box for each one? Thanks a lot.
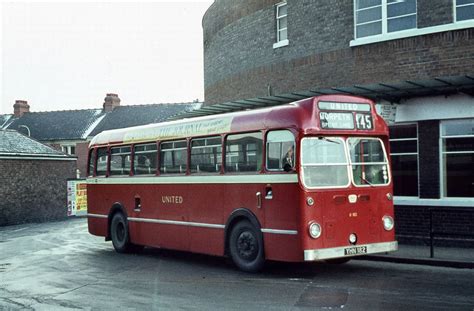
[418,0,453,28]
[395,205,474,247]
[0,159,76,226]
[203,0,474,105]
[76,142,90,177]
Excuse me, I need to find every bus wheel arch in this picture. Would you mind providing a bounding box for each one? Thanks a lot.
[225,209,265,272]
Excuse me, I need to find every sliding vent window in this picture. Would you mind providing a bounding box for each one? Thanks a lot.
[134,143,157,175]
[191,137,222,173]
[225,132,263,173]
[160,140,187,174]
[110,146,131,176]
[348,138,390,186]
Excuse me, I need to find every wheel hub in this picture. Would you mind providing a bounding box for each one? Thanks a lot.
[237,231,257,260]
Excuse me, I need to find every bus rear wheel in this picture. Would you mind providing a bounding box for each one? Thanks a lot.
[110,212,141,253]
[229,220,264,272]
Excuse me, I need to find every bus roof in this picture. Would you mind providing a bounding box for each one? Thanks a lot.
[89,95,380,147]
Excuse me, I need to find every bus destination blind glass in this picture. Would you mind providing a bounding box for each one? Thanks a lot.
[318,101,373,130]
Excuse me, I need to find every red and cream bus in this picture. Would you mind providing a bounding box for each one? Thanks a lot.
[87,95,397,272]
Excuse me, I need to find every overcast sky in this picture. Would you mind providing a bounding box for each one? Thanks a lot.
[0,0,213,114]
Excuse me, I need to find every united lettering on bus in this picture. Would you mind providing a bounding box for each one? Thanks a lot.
[161,195,184,204]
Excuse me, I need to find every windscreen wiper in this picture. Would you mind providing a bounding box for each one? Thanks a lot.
[361,172,375,187]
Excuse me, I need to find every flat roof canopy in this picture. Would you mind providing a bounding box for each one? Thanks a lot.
[170,75,474,120]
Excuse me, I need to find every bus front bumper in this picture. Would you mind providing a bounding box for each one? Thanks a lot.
[304,241,398,261]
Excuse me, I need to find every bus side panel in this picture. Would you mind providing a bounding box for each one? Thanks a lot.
[263,234,303,262]
[87,183,111,237]
[129,184,189,251]
[88,218,108,237]
[188,184,226,256]
[262,181,303,262]
[223,181,266,227]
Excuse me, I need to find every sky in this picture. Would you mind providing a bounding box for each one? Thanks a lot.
[0,0,213,114]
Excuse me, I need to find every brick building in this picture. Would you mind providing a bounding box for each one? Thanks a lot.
[1,94,202,177]
[0,130,76,226]
[197,0,474,244]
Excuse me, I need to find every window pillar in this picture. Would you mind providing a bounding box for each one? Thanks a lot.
[418,120,440,199]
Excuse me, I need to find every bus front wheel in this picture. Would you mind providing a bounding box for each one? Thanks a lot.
[111,212,138,253]
[229,220,264,272]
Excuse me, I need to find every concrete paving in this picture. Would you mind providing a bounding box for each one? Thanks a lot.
[361,242,474,269]
[1,218,473,310]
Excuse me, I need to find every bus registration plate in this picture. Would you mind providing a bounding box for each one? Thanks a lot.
[344,246,367,256]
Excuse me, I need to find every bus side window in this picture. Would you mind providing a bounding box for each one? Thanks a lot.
[88,149,96,176]
[134,143,157,175]
[110,146,131,176]
[190,136,222,174]
[225,132,263,173]
[266,130,295,172]
[160,140,187,174]
[96,147,108,176]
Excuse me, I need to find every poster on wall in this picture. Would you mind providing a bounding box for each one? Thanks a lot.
[67,179,87,216]
[375,103,397,125]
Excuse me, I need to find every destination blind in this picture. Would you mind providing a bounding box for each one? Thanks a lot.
[318,101,373,130]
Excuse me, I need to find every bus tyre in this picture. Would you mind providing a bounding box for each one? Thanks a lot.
[229,220,264,272]
[111,212,136,253]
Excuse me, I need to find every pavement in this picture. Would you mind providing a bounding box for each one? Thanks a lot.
[359,243,474,269]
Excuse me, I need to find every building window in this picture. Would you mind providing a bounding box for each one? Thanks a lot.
[225,132,263,173]
[389,124,418,196]
[274,2,288,48]
[455,0,474,22]
[441,119,474,198]
[160,140,187,174]
[191,136,222,174]
[355,0,417,39]
[61,145,76,155]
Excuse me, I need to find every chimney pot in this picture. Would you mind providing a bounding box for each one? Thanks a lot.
[13,100,30,117]
[103,93,121,112]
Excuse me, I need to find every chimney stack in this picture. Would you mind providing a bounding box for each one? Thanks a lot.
[103,93,121,112]
[13,100,30,117]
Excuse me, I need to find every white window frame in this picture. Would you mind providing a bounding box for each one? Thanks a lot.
[347,137,391,188]
[61,144,76,155]
[439,119,474,200]
[273,2,289,49]
[389,123,419,198]
[300,137,352,190]
[454,0,474,22]
[354,0,418,40]
[352,0,474,46]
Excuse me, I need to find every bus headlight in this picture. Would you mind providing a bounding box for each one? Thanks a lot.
[309,222,322,239]
[306,197,315,206]
[382,215,394,231]
[349,233,357,244]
